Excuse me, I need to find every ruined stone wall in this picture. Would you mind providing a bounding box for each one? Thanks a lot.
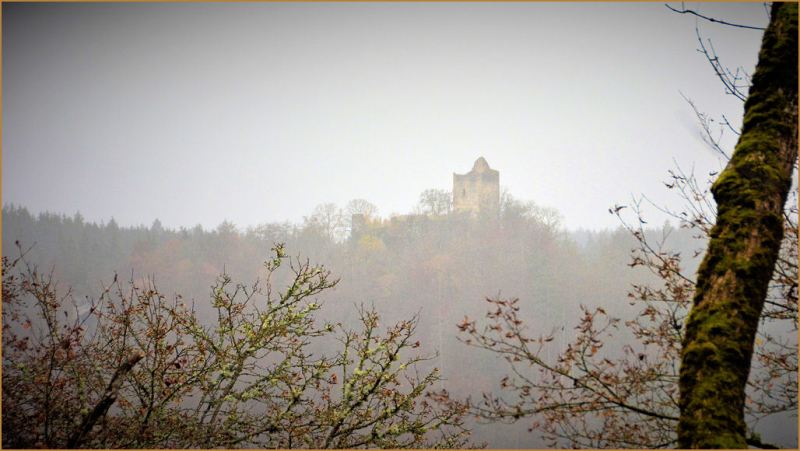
[453,157,499,216]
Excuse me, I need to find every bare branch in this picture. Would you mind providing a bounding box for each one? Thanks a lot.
[67,352,144,448]
[665,3,766,30]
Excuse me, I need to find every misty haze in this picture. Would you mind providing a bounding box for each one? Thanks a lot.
[2,2,797,450]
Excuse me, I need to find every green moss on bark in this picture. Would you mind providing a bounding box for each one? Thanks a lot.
[678,3,798,448]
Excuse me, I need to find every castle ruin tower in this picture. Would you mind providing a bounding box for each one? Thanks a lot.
[453,157,500,216]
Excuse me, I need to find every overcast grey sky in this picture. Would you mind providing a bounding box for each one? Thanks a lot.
[3,2,769,230]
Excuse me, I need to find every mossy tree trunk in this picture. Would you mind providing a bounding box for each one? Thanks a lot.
[678,3,798,448]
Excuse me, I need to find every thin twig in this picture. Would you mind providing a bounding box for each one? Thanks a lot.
[695,26,749,102]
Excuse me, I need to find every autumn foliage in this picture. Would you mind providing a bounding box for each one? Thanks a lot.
[457,164,796,448]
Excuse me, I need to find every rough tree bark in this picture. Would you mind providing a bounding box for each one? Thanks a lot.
[678,3,798,449]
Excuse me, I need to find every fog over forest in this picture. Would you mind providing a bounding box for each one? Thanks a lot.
[1,193,703,447]
[2,2,796,449]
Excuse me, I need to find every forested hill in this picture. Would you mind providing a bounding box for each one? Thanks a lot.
[1,201,705,335]
[2,201,700,316]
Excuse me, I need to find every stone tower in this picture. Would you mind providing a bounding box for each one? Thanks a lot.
[453,157,500,216]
